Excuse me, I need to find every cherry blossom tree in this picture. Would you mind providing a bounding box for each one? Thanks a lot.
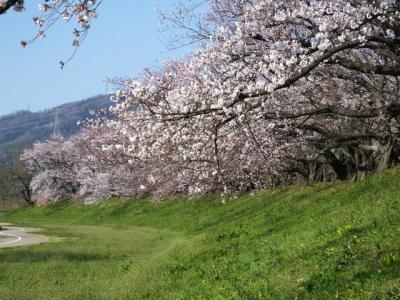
[110,0,400,190]
[21,135,81,202]
[21,127,149,203]
[21,0,400,203]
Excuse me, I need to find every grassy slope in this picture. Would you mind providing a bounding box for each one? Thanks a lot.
[1,168,400,299]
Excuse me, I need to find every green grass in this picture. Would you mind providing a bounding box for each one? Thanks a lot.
[1,168,400,299]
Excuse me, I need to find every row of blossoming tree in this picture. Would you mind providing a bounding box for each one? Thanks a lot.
[22,0,400,203]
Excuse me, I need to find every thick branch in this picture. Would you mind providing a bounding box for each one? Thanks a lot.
[335,58,400,76]
[265,103,400,121]
[300,124,385,142]
[157,37,400,121]
[264,105,381,119]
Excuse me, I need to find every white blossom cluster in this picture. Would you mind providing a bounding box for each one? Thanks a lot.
[18,0,101,66]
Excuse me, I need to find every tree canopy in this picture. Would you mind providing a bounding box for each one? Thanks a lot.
[21,0,400,203]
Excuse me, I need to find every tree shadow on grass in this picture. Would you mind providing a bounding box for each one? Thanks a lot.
[191,188,298,234]
[0,249,110,263]
[290,222,400,298]
[297,256,400,298]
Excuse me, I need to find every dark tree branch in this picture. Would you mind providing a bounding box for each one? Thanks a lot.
[334,58,400,76]
[0,0,21,15]
[152,36,400,122]
[264,105,381,119]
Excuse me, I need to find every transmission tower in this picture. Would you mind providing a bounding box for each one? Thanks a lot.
[53,108,60,136]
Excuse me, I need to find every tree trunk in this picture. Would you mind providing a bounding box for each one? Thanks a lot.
[323,149,351,181]
[376,142,394,172]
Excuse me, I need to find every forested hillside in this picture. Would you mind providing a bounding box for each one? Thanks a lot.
[0,95,110,165]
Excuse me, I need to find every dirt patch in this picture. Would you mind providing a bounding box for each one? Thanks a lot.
[0,223,50,249]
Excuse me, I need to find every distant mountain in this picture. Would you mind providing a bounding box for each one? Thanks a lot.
[0,95,111,164]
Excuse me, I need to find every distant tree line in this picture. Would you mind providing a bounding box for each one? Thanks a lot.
[0,152,32,208]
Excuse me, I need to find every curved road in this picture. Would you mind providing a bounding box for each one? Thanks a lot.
[0,223,49,248]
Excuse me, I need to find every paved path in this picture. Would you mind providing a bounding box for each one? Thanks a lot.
[0,223,49,248]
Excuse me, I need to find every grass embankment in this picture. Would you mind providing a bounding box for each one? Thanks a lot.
[1,168,400,299]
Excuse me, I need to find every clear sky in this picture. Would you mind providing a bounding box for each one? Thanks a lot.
[0,1,196,116]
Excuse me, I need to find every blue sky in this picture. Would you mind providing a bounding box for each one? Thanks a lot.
[0,1,198,116]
